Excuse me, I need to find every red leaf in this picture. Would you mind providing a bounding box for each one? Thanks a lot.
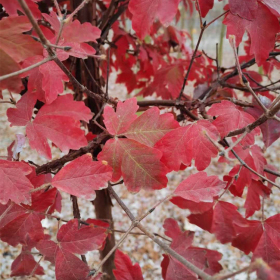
[0,0,43,19]
[37,219,107,280]
[8,93,92,159]
[42,12,101,60]
[244,180,271,218]
[52,154,112,200]
[197,0,214,18]
[0,160,33,204]
[7,92,37,127]
[170,196,214,214]
[128,0,181,39]
[232,214,280,264]
[39,61,69,104]
[0,202,44,247]
[21,56,46,102]
[174,172,225,203]
[0,16,42,63]
[139,63,185,99]
[208,100,260,141]
[98,138,168,192]
[161,218,222,279]
[155,120,220,171]
[223,3,280,65]
[55,249,90,280]
[104,98,139,135]
[246,96,280,147]
[229,145,267,196]
[57,219,107,254]
[124,107,179,147]
[229,0,258,20]
[0,49,22,93]
[188,201,244,243]
[113,250,144,280]
[11,250,44,276]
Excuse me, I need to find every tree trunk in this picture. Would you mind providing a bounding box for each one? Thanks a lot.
[70,1,116,279]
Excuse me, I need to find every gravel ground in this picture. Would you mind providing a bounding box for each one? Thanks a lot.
[1,66,280,280]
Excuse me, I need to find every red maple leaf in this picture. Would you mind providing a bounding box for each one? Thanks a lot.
[0,16,43,93]
[39,61,69,104]
[223,2,280,65]
[161,218,222,280]
[139,62,186,99]
[232,214,280,264]
[103,98,139,135]
[98,138,168,192]
[0,160,33,205]
[113,250,144,280]
[244,180,271,218]
[155,120,220,171]
[228,0,258,20]
[0,49,22,93]
[197,0,215,18]
[0,16,42,63]
[11,248,44,276]
[99,98,176,192]
[52,154,112,200]
[37,219,107,280]
[170,196,214,214]
[0,167,60,247]
[128,0,181,39]
[228,145,267,196]
[7,93,92,159]
[188,201,245,244]
[0,201,44,247]
[124,107,179,147]
[174,172,225,203]
[42,11,101,59]
[0,0,42,19]
[208,100,260,144]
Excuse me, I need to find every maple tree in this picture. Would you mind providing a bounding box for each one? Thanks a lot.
[0,0,280,279]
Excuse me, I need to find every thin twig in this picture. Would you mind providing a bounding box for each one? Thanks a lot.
[178,22,206,100]
[90,223,136,277]
[105,47,111,98]
[205,10,229,29]
[66,0,90,22]
[53,0,62,18]
[214,265,251,280]
[230,149,280,190]
[138,193,174,222]
[0,57,54,81]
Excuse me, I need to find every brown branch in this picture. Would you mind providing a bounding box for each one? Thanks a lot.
[36,133,108,174]
[264,168,280,177]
